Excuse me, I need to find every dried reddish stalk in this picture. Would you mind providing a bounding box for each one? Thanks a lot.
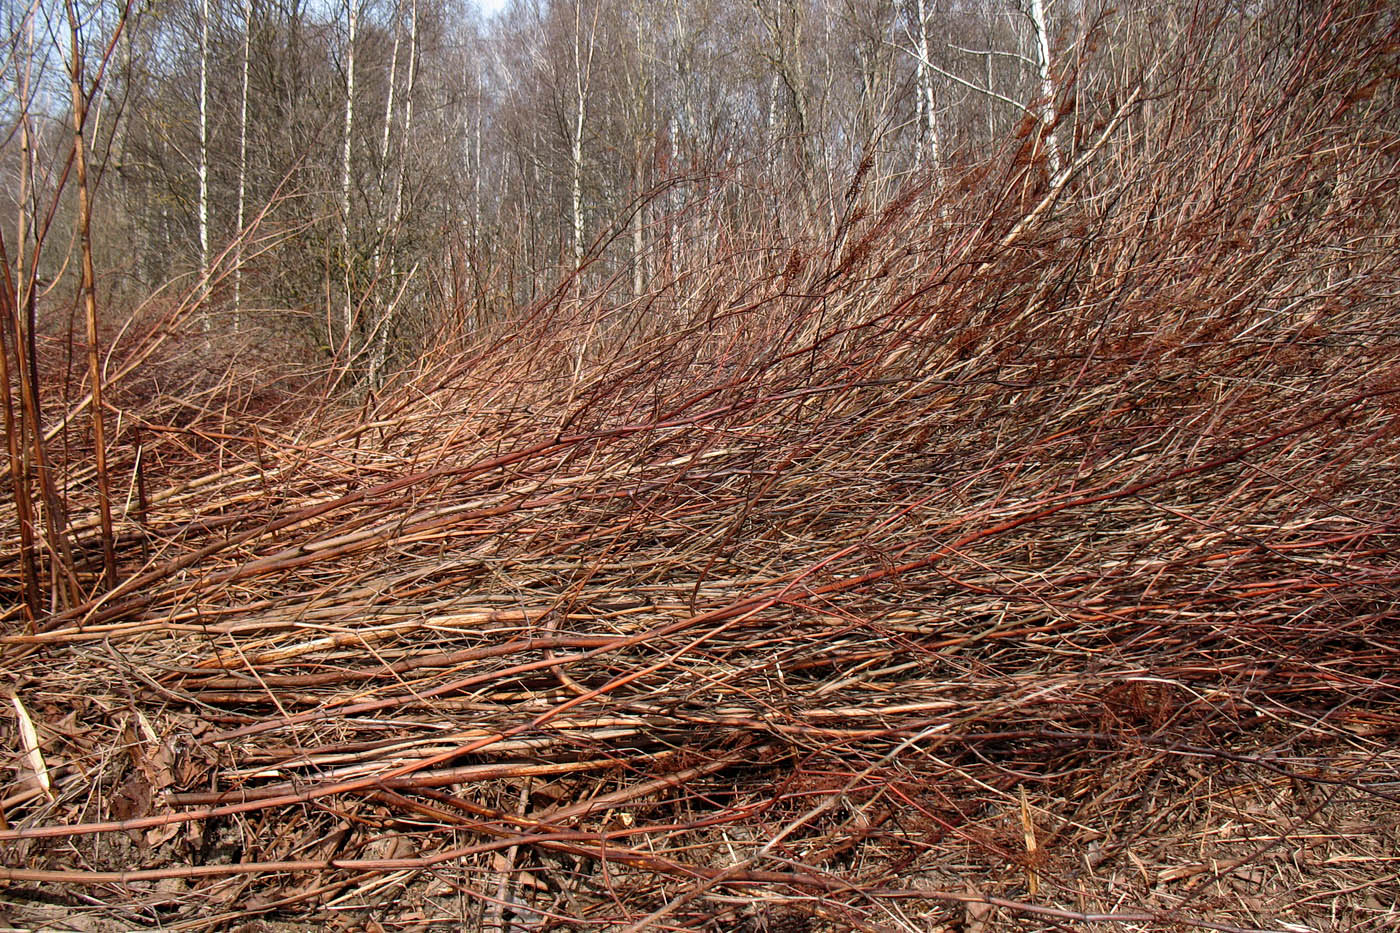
[64,0,119,592]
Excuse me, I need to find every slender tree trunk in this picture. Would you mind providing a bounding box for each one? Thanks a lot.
[0,33,40,608]
[632,144,645,299]
[571,0,595,272]
[389,0,417,241]
[819,1,836,232]
[234,0,251,330]
[570,86,586,376]
[8,6,40,619]
[667,1,691,276]
[198,0,210,314]
[568,0,600,386]
[914,0,940,169]
[529,125,540,292]
[986,49,993,141]
[341,0,357,347]
[65,0,119,591]
[379,3,401,172]
[369,0,402,384]
[1027,0,1060,177]
[6,254,77,607]
[764,72,779,136]
[372,0,418,385]
[571,84,585,271]
[630,3,648,300]
[472,73,482,259]
[906,0,923,167]
[0,247,39,624]
[19,20,80,609]
[754,0,811,207]
[16,10,33,351]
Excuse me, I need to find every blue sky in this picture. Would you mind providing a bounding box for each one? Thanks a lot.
[475,0,509,17]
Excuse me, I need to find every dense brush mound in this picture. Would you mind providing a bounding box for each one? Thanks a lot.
[3,5,1399,930]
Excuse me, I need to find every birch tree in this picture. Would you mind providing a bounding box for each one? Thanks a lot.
[911,0,940,168]
[389,0,418,254]
[1026,0,1060,176]
[379,1,402,177]
[198,0,211,309]
[571,0,598,271]
[234,0,251,326]
[371,0,419,383]
[341,0,358,345]
[752,0,812,170]
[615,0,657,299]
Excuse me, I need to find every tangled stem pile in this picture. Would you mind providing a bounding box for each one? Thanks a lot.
[3,3,1399,930]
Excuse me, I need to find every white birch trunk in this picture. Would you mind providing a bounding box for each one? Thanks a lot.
[234,0,250,330]
[569,0,600,385]
[914,0,940,169]
[570,72,587,377]
[571,0,595,271]
[472,75,482,257]
[379,2,401,171]
[631,5,647,299]
[368,0,401,379]
[372,0,418,385]
[198,0,210,316]
[985,49,993,140]
[390,0,417,238]
[1028,0,1061,178]
[341,0,357,345]
[907,0,924,168]
[571,81,586,270]
[632,148,645,299]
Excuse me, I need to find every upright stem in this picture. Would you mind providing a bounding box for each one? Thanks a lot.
[1028,0,1061,178]
[16,11,32,330]
[10,15,79,609]
[379,1,400,171]
[198,0,210,310]
[9,6,39,618]
[571,0,594,272]
[913,0,940,169]
[341,0,357,347]
[630,1,647,300]
[389,0,417,240]
[235,0,251,329]
[369,0,401,384]
[472,72,482,259]
[569,0,591,382]
[632,144,645,299]
[985,50,993,141]
[65,0,119,591]
[373,0,418,385]
[0,239,40,624]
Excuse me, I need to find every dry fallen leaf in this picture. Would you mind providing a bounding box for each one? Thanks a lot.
[10,694,51,801]
[134,710,177,792]
[964,881,993,933]
[1019,784,1039,896]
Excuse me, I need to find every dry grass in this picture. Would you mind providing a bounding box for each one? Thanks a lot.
[2,2,1398,930]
